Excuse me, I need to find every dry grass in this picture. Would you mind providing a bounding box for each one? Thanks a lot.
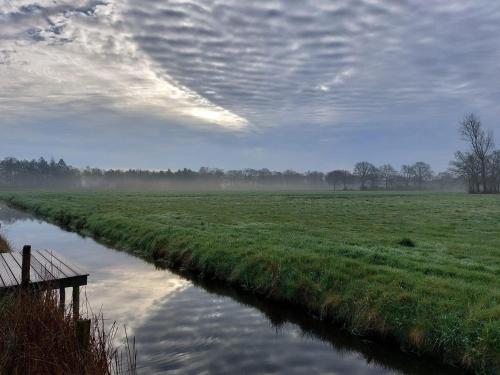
[0,289,136,375]
[0,234,11,253]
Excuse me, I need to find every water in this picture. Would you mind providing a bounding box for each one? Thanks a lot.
[0,206,463,375]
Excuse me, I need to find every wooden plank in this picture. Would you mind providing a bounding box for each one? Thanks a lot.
[0,268,5,288]
[0,256,16,287]
[55,275,87,289]
[28,253,57,283]
[0,255,16,286]
[2,254,21,286]
[76,319,91,350]
[0,249,88,291]
[10,252,47,284]
[36,250,75,279]
[21,245,31,287]
[73,286,80,318]
[31,251,61,280]
[0,257,10,287]
[41,250,87,277]
[35,250,68,278]
[59,287,65,311]
[12,252,55,285]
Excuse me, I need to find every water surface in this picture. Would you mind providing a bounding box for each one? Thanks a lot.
[0,206,463,375]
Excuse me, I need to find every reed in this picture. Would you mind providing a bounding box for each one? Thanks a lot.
[0,289,136,375]
[0,234,11,253]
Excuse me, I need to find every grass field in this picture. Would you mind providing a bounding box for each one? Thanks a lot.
[1,191,499,373]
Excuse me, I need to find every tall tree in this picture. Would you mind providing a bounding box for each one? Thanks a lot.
[450,151,481,193]
[490,151,500,193]
[326,170,345,191]
[354,161,376,190]
[400,165,414,189]
[411,161,433,190]
[379,164,397,190]
[459,113,494,192]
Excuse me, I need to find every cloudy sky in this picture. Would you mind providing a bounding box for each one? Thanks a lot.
[1,0,499,171]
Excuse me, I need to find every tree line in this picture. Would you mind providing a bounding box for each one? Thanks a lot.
[324,161,447,191]
[0,113,495,192]
[0,157,460,191]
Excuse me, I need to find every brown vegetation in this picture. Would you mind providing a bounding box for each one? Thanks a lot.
[0,290,136,375]
[0,234,10,253]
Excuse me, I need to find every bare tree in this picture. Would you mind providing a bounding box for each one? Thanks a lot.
[411,161,433,190]
[354,161,377,190]
[490,151,500,193]
[379,164,397,190]
[400,165,414,189]
[339,170,352,190]
[450,151,481,193]
[326,170,341,191]
[326,170,352,191]
[459,113,494,192]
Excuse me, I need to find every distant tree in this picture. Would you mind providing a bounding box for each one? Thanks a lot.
[257,168,273,185]
[341,170,353,190]
[411,161,433,190]
[459,113,494,192]
[336,170,352,190]
[325,170,343,190]
[283,170,303,186]
[400,165,414,189]
[305,171,325,187]
[490,151,500,193]
[1,155,459,193]
[433,171,459,191]
[379,164,397,190]
[225,170,243,186]
[450,151,481,193]
[0,157,16,186]
[368,166,380,189]
[354,162,377,190]
[242,169,258,185]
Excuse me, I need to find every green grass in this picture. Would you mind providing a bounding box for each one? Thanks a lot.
[1,191,499,373]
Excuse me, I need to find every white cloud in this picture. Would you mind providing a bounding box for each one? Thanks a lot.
[1,0,500,133]
[0,1,248,129]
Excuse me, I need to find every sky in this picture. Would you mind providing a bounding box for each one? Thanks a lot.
[1,0,500,172]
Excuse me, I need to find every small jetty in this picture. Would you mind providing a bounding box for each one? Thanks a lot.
[0,245,88,316]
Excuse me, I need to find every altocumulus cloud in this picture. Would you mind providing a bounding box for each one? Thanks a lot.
[0,0,247,129]
[1,0,500,166]
[124,0,500,127]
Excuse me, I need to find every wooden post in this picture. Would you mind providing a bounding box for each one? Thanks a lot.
[76,319,91,351]
[72,286,80,319]
[59,287,66,312]
[21,245,31,288]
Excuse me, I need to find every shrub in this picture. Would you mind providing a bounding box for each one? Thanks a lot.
[398,237,416,247]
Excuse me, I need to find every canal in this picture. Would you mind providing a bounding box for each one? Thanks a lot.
[0,205,463,375]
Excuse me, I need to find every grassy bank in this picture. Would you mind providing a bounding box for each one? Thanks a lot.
[1,191,499,373]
